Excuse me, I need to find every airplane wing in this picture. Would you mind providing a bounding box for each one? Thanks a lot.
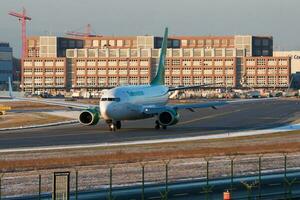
[168,83,222,92]
[171,101,228,111]
[15,97,98,110]
[170,98,278,111]
[7,78,98,110]
[142,101,227,114]
[143,98,277,114]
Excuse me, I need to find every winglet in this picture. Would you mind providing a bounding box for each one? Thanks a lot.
[8,77,14,98]
[150,27,168,85]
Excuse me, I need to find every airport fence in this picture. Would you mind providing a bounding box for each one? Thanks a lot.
[1,152,300,199]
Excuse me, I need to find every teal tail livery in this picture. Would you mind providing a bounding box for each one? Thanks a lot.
[8,77,13,98]
[7,27,277,131]
[150,27,168,86]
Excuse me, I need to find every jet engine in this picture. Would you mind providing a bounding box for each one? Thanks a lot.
[157,109,179,126]
[78,108,100,125]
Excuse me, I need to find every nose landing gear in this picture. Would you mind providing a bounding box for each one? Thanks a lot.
[109,123,116,131]
[107,120,121,131]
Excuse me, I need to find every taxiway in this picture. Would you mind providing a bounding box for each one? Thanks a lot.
[0,99,300,149]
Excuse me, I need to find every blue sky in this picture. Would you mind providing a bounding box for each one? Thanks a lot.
[1,0,299,58]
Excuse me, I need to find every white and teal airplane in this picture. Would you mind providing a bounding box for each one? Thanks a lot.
[8,28,274,131]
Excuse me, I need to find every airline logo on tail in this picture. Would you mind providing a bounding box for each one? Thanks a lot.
[150,27,168,86]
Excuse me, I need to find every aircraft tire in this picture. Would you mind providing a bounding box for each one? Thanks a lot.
[116,121,121,129]
[155,120,160,130]
[109,123,116,131]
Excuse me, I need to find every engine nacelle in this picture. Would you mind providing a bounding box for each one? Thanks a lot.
[158,109,179,126]
[78,108,100,125]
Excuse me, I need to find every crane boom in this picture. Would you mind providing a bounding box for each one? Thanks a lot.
[8,7,31,58]
[66,24,99,37]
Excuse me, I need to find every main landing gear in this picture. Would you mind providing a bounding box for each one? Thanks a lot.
[116,121,121,129]
[155,120,167,130]
[107,120,121,131]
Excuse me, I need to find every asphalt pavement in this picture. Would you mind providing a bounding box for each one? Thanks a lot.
[0,99,300,149]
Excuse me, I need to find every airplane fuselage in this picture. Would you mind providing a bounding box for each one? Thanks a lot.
[99,85,169,121]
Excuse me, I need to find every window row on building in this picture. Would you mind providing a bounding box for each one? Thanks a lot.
[171,36,235,48]
[23,58,66,67]
[73,76,150,87]
[164,57,236,66]
[23,68,65,76]
[245,57,289,67]
[243,75,289,87]
[66,48,243,59]
[75,67,150,76]
[72,57,235,67]
[23,77,65,87]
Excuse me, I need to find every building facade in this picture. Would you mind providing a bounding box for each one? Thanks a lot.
[0,43,13,89]
[274,51,300,74]
[274,51,300,88]
[21,34,290,94]
[243,57,290,88]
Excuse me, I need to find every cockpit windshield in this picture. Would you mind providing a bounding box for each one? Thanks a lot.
[100,97,121,102]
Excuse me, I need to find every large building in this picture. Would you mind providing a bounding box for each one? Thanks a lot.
[0,43,13,89]
[274,51,300,88]
[21,34,290,94]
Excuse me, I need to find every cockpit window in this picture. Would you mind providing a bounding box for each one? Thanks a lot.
[101,97,120,102]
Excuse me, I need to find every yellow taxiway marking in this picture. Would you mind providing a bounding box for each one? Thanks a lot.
[178,108,247,126]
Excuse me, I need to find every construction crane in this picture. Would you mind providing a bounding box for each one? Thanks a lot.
[66,24,98,37]
[9,7,31,59]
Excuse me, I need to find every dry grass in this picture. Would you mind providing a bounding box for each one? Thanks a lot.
[2,136,300,172]
[0,101,65,111]
[0,112,70,128]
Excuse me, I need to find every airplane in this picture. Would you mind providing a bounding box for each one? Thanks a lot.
[8,28,275,131]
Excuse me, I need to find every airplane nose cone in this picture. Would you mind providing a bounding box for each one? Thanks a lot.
[100,103,115,119]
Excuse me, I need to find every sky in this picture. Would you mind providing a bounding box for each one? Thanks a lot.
[1,0,300,58]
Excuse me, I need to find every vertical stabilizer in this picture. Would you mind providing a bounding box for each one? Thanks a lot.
[8,77,14,98]
[150,27,168,85]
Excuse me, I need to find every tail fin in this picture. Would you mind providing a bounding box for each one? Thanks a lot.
[8,77,14,98]
[150,27,168,86]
